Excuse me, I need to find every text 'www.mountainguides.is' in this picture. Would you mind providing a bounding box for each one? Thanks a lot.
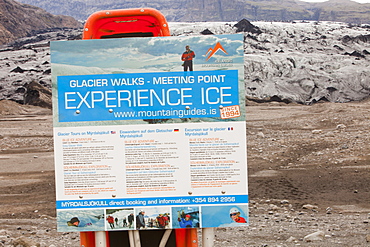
[112,107,218,119]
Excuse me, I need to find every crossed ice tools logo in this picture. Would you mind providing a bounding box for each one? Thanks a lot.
[205,42,228,61]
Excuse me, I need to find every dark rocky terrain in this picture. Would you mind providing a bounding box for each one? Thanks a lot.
[0,20,369,107]
[0,27,81,106]
[0,0,81,45]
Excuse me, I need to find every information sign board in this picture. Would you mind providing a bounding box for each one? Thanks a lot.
[52,34,248,231]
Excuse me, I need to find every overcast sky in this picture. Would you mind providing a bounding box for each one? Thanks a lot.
[300,0,370,3]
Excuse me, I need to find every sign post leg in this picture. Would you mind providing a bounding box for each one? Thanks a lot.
[133,230,141,247]
[128,230,135,247]
[202,228,214,247]
[159,229,172,247]
[95,231,108,247]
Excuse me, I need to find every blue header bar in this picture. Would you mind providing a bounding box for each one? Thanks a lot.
[57,70,239,122]
[57,195,248,209]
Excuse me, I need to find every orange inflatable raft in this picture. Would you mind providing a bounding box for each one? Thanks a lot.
[82,8,171,39]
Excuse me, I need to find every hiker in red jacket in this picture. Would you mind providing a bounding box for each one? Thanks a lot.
[181,45,195,71]
[229,207,247,223]
[107,215,115,229]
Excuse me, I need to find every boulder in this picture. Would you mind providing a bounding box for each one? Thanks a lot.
[200,29,214,35]
[303,230,325,242]
[366,235,370,242]
[12,236,40,247]
[302,204,318,210]
[234,19,262,34]
[11,66,26,73]
[24,81,52,108]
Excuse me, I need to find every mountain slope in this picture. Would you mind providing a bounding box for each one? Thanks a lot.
[14,0,370,23]
[0,0,81,44]
[298,0,370,23]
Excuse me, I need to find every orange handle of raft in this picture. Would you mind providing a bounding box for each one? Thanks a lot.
[83,8,170,39]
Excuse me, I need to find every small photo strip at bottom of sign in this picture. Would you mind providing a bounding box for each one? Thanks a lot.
[56,204,248,232]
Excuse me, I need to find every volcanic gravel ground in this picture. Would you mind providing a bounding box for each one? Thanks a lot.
[0,100,369,246]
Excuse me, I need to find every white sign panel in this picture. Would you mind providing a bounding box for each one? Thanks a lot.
[52,34,248,231]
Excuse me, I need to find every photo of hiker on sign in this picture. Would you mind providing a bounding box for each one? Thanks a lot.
[181,45,196,71]
[201,205,248,228]
[105,208,134,231]
[57,209,105,232]
[172,206,200,228]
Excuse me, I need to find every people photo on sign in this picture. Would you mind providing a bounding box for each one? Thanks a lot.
[57,209,105,232]
[172,206,200,228]
[105,208,134,231]
[229,207,247,223]
[200,205,248,228]
[135,207,171,230]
